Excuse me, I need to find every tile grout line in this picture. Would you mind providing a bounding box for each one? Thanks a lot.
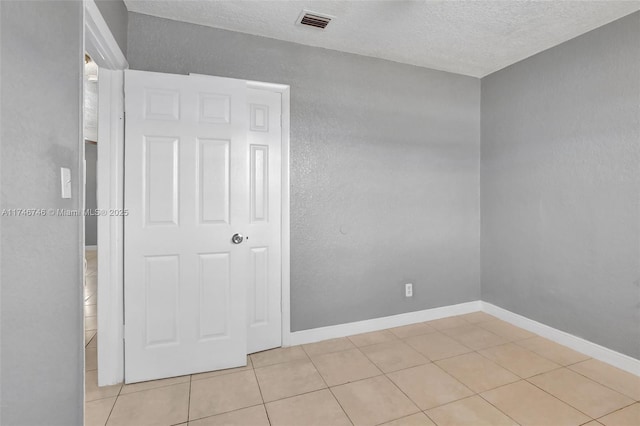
[472,343,566,379]
[404,323,584,425]
[511,338,592,367]
[106,377,190,397]
[102,370,126,426]
[302,344,355,426]
[188,403,265,424]
[380,369,429,421]
[594,401,638,421]
[524,376,598,420]
[565,363,640,401]
[524,363,638,417]
[411,357,501,416]
[475,390,525,425]
[250,359,272,426]
[186,374,192,423]
[467,370,524,426]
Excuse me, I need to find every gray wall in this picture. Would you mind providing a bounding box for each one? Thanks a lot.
[85,142,98,246]
[127,12,481,332]
[1,1,84,424]
[481,12,640,358]
[95,0,128,57]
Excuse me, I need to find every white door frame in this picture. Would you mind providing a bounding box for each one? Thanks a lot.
[85,2,292,385]
[247,80,292,348]
[84,0,128,386]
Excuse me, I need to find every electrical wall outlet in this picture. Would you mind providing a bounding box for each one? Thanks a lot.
[405,283,413,298]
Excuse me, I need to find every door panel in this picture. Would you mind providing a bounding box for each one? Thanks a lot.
[250,145,269,222]
[197,139,230,224]
[197,252,230,340]
[144,255,179,346]
[246,88,282,354]
[125,70,249,383]
[250,247,269,326]
[144,136,179,226]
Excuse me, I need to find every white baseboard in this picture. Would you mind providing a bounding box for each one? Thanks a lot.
[286,299,639,377]
[288,301,482,346]
[481,302,640,376]
[85,245,97,251]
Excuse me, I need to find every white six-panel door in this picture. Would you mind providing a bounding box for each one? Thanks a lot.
[124,70,283,383]
[124,70,251,383]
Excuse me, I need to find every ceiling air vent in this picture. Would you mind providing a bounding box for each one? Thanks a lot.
[297,10,333,29]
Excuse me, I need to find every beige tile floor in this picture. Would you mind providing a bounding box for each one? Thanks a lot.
[84,254,640,426]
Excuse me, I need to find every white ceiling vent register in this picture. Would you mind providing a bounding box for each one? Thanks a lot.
[296,10,333,30]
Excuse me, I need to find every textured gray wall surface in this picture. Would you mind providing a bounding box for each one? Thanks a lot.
[85,143,98,246]
[481,12,640,358]
[95,0,128,57]
[127,12,481,332]
[1,1,84,424]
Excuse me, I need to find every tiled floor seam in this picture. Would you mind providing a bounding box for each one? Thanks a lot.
[187,402,265,424]
[103,373,125,426]
[347,336,400,349]
[594,401,638,421]
[404,340,476,363]
[566,365,638,401]
[250,359,273,425]
[114,379,190,396]
[511,339,593,367]
[378,372,423,418]
[421,410,439,426]
[262,386,341,407]
[185,375,192,423]
[358,341,428,374]
[472,346,567,379]
[384,358,479,411]
[475,389,526,426]
[325,386,356,426]
[252,357,310,371]
[524,377,599,421]
[371,410,422,426]
[305,347,356,426]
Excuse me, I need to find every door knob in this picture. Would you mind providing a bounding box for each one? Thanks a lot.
[231,233,244,244]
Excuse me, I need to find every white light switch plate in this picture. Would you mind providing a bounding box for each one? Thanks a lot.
[60,167,71,199]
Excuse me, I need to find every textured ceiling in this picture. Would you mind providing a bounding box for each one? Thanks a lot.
[123,0,640,77]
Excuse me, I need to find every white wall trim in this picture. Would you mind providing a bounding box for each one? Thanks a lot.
[279,87,292,348]
[288,300,640,377]
[84,0,128,386]
[289,301,482,346]
[84,0,128,70]
[84,245,97,251]
[481,302,640,376]
[96,69,125,386]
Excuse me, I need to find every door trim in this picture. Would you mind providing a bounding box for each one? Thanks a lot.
[85,0,127,70]
[247,80,292,348]
[96,69,125,386]
[84,0,128,386]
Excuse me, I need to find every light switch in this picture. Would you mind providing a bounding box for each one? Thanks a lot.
[60,167,71,199]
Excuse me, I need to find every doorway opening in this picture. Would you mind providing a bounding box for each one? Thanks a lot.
[82,0,290,391]
[84,53,99,361]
